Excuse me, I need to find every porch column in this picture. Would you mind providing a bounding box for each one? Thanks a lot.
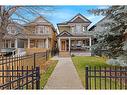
[46,38,49,49]
[58,38,61,51]
[28,38,30,48]
[9,40,11,48]
[69,38,71,52]
[15,38,18,48]
[89,37,92,51]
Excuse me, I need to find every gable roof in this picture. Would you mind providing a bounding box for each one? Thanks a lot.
[24,16,56,32]
[89,16,108,31]
[57,13,91,25]
[33,16,51,24]
[57,31,73,37]
[24,16,52,26]
[69,13,91,23]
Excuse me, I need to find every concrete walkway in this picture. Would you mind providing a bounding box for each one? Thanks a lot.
[44,56,84,89]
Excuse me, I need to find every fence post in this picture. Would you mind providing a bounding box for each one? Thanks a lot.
[34,53,36,68]
[85,66,89,89]
[36,67,40,89]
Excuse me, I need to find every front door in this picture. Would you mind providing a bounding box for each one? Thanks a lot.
[61,40,66,51]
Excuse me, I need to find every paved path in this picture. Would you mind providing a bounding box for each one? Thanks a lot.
[44,56,84,89]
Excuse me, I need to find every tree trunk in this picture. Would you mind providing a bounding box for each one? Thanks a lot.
[0,29,5,51]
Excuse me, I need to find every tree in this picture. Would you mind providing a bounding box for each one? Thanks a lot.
[0,6,54,50]
[0,6,19,49]
[89,6,127,59]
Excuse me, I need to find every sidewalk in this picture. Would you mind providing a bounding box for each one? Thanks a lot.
[44,56,84,89]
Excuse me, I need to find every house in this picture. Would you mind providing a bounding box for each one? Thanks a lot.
[57,13,93,56]
[23,16,57,50]
[1,16,57,55]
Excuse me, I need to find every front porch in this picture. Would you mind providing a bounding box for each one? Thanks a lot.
[58,37,92,52]
[2,38,51,49]
[1,38,51,56]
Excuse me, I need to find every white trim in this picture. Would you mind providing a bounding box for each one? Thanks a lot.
[28,38,30,48]
[58,38,61,51]
[59,31,72,37]
[89,37,92,51]
[58,36,91,39]
[70,15,90,23]
[15,38,18,48]
[69,38,71,52]
[46,38,49,49]
[58,24,69,26]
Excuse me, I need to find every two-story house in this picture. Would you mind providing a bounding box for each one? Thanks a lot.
[23,16,57,50]
[1,16,57,55]
[57,14,92,56]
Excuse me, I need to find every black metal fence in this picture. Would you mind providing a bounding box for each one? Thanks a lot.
[0,49,58,89]
[0,66,40,89]
[85,66,127,90]
[0,49,57,69]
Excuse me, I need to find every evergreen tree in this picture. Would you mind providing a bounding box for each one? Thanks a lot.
[89,6,127,60]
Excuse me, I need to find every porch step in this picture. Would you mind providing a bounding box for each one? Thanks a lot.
[59,52,71,57]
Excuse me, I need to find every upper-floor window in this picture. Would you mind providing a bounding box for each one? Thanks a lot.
[83,26,86,31]
[35,26,50,34]
[76,24,81,32]
[7,26,17,34]
[36,26,43,34]
[71,26,75,32]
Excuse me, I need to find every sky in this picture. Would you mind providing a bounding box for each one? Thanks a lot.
[13,6,109,29]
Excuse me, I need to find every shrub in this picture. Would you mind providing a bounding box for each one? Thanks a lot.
[71,54,75,57]
[106,58,127,66]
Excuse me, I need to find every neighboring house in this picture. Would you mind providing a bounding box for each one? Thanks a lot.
[23,16,57,50]
[2,22,25,49]
[57,13,93,56]
[1,16,57,55]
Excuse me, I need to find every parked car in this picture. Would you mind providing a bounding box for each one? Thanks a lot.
[0,48,16,57]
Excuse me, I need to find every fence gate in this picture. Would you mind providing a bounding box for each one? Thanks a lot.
[85,66,127,90]
[0,66,40,90]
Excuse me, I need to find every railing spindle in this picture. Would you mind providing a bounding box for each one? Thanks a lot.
[94,66,96,90]
[115,66,117,89]
[105,67,107,89]
[99,66,101,89]
[120,67,122,89]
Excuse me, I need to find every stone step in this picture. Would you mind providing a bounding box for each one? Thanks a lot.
[59,52,71,57]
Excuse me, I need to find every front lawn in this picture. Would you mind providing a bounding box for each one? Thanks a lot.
[72,56,118,89]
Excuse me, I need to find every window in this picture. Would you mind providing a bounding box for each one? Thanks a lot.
[7,26,16,34]
[83,26,86,31]
[71,27,75,32]
[76,24,81,33]
[11,41,15,48]
[36,26,44,34]
[45,26,50,34]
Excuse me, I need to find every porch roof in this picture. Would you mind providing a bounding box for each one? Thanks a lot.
[3,33,51,40]
[57,31,92,38]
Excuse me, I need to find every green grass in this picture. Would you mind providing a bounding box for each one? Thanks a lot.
[40,60,58,89]
[72,56,121,89]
